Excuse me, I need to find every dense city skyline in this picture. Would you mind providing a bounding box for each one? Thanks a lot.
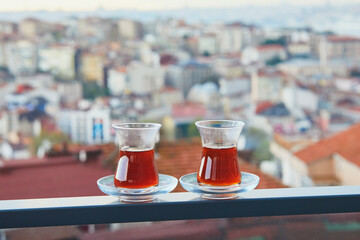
[0,0,359,192]
[1,0,359,12]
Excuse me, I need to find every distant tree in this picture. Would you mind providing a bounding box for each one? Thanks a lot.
[181,43,196,57]
[187,119,202,138]
[82,82,109,99]
[253,139,272,162]
[0,66,14,81]
[261,36,287,47]
[246,128,272,163]
[201,74,220,88]
[318,30,335,36]
[266,56,283,66]
[202,51,211,57]
[0,66,9,72]
[183,34,189,40]
[31,130,69,156]
[350,69,360,77]
[52,31,63,42]
[102,147,118,170]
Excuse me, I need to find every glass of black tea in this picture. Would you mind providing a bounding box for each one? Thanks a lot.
[195,120,245,186]
[112,123,161,189]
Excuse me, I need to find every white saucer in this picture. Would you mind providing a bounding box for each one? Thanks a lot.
[97,174,178,202]
[179,172,260,200]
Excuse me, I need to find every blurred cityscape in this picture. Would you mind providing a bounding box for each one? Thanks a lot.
[1,2,360,188]
[0,2,360,239]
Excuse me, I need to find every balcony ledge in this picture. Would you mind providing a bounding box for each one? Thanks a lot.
[1,185,360,229]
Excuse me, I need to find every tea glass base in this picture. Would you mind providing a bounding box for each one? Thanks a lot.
[180,172,260,200]
[97,174,178,203]
[201,193,239,200]
[119,195,155,203]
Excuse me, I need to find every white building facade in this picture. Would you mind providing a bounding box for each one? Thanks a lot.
[57,107,111,144]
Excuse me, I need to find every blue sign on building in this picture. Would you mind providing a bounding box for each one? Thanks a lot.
[92,118,103,141]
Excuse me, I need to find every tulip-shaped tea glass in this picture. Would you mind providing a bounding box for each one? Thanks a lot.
[196,120,245,186]
[112,123,161,189]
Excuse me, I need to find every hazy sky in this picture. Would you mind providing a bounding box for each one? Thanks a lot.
[0,0,358,12]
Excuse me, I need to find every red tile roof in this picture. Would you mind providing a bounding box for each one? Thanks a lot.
[159,86,178,93]
[256,44,285,51]
[337,144,360,168]
[172,102,207,119]
[344,105,360,112]
[15,84,34,94]
[255,101,274,114]
[295,122,360,166]
[160,54,178,66]
[327,36,360,43]
[257,69,285,78]
[22,18,41,23]
[0,152,112,200]
[114,66,127,73]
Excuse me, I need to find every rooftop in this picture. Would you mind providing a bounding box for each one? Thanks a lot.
[327,36,360,43]
[295,122,360,166]
[257,103,290,117]
[273,133,313,152]
[171,102,207,119]
[158,86,179,93]
[180,60,210,69]
[256,44,285,51]
[0,147,112,200]
[255,101,274,114]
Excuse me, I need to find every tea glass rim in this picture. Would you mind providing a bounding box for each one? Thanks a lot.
[112,122,162,130]
[195,120,245,129]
